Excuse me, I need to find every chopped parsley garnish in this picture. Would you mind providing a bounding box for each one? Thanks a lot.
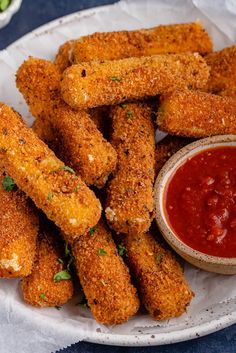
[47,192,53,201]
[67,255,74,271]
[53,269,71,282]
[120,104,127,109]
[156,253,163,264]
[98,248,107,256]
[39,293,47,300]
[0,0,11,12]
[65,242,70,257]
[60,166,75,174]
[118,244,127,257]
[73,183,81,192]
[2,175,15,191]
[126,110,133,119]
[55,306,62,310]
[76,294,88,308]
[57,258,64,264]
[89,226,97,236]
[110,76,122,82]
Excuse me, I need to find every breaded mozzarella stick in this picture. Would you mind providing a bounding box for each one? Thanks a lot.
[123,232,194,320]
[61,53,209,109]
[0,167,38,278]
[157,90,236,138]
[105,103,155,235]
[16,58,117,188]
[205,45,236,94]
[72,221,140,324]
[0,103,101,243]
[72,22,212,63]
[21,220,73,307]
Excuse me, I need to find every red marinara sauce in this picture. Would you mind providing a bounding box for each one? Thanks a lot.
[165,146,236,257]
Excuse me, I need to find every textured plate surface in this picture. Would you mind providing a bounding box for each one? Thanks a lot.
[0,1,236,347]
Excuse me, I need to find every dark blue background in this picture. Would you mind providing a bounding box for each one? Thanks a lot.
[0,1,235,352]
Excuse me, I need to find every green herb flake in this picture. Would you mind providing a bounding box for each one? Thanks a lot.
[39,293,47,301]
[118,244,127,257]
[67,255,74,271]
[47,192,53,201]
[120,104,127,109]
[73,183,81,192]
[60,166,75,174]
[55,306,62,310]
[110,76,122,82]
[2,175,15,191]
[57,258,64,264]
[89,226,97,236]
[98,248,107,256]
[126,110,133,119]
[53,269,71,282]
[0,0,11,12]
[156,253,163,264]
[65,243,70,257]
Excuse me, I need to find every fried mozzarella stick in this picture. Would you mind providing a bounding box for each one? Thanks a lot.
[122,232,193,320]
[32,117,56,151]
[0,103,101,243]
[205,45,236,94]
[16,58,117,188]
[0,167,38,278]
[54,40,75,72]
[61,53,209,109]
[155,135,192,176]
[72,221,140,324]
[21,220,73,307]
[105,103,155,235]
[72,22,212,63]
[157,90,236,137]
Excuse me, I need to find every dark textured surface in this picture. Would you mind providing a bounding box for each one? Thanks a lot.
[0,1,236,352]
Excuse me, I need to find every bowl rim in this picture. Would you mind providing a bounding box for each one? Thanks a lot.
[0,0,22,19]
[154,134,236,266]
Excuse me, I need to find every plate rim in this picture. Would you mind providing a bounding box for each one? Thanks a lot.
[0,3,236,347]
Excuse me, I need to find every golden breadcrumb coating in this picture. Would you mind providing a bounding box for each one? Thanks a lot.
[54,40,75,72]
[16,57,117,188]
[122,232,193,320]
[72,22,212,63]
[205,45,236,94]
[105,103,155,235]
[219,88,236,98]
[72,221,140,324]
[61,53,210,109]
[0,167,38,278]
[32,117,57,151]
[0,103,101,243]
[21,220,73,307]
[157,90,236,137]
[155,135,192,175]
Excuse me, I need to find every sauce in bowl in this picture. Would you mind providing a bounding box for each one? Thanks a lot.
[165,146,236,258]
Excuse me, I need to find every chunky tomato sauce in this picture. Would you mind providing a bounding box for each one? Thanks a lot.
[165,146,236,257]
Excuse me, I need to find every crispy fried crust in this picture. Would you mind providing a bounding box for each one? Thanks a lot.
[72,22,212,63]
[105,103,155,235]
[123,232,193,320]
[72,222,140,324]
[61,53,209,109]
[157,90,236,137]
[32,117,57,151]
[0,103,101,242]
[54,40,75,72]
[21,221,73,307]
[0,167,38,278]
[205,45,236,94]
[155,135,192,175]
[16,58,117,188]
[219,88,236,98]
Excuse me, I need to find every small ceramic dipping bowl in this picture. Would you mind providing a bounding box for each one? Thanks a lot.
[0,0,22,30]
[154,134,236,275]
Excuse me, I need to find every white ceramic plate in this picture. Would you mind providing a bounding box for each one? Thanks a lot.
[0,1,236,349]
